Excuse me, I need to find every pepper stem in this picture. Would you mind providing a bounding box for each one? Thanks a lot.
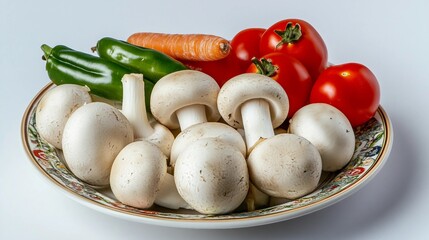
[274,22,302,48]
[41,44,53,60]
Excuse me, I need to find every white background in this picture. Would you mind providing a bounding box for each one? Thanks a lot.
[1,0,428,239]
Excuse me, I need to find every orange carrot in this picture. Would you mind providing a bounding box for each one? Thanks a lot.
[127,32,231,61]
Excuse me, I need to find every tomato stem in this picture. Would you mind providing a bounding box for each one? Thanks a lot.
[251,57,277,77]
[274,22,302,48]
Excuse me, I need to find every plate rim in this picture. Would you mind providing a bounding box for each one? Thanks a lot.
[21,82,393,229]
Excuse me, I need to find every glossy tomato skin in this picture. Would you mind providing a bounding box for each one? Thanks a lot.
[182,28,265,87]
[309,63,380,127]
[260,19,328,82]
[181,55,242,87]
[230,28,266,71]
[247,52,313,118]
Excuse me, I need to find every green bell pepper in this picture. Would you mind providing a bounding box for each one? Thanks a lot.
[94,37,187,83]
[41,44,154,108]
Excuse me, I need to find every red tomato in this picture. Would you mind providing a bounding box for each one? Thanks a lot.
[183,28,265,87]
[182,55,242,87]
[260,19,328,81]
[230,28,266,71]
[310,63,380,127]
[247,52,313,118]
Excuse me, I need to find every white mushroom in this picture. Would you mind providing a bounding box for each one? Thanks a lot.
[154,173,192,210]
[269,197,291,206]
[110,140,167,209]
[174,138,249,215]
[36,84,92,149]
[289,103,356,172]
[274,127,288,135]
[217,73,289,152]
[247,133,322,199]
[169,122,246,167]
[243,183,270,211]
[121,73,174,157]
[62,102,133,186]
[150,70,221,131]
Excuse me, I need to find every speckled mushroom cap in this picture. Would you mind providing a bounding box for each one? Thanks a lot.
[217,73,289,129]
[247,133,322,199]
[170,122,247,166]
[174,137,249,215]
[150,70,221,129]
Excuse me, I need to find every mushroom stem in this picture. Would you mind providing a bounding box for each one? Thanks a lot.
[122,74,155,139]
[241,99,275,151]
[176,105,208,131]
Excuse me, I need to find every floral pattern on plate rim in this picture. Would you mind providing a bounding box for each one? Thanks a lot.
[22,84,390,221]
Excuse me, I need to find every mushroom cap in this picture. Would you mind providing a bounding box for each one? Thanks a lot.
[150,70,221,129]
[36,84,92,149]
[217,73,289,129]
[288,103,356,172]
[174,138,249,215]
[170,122,246,166]
[110,140,167,209]
[62,102,134,186]
[247,133,322,199]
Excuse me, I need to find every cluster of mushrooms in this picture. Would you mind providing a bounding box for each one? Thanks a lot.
[36,70,356,214]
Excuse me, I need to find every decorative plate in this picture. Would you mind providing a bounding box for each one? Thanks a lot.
[21,83,393,229]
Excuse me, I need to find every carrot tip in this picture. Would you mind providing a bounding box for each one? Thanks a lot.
[220,42,231,54]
